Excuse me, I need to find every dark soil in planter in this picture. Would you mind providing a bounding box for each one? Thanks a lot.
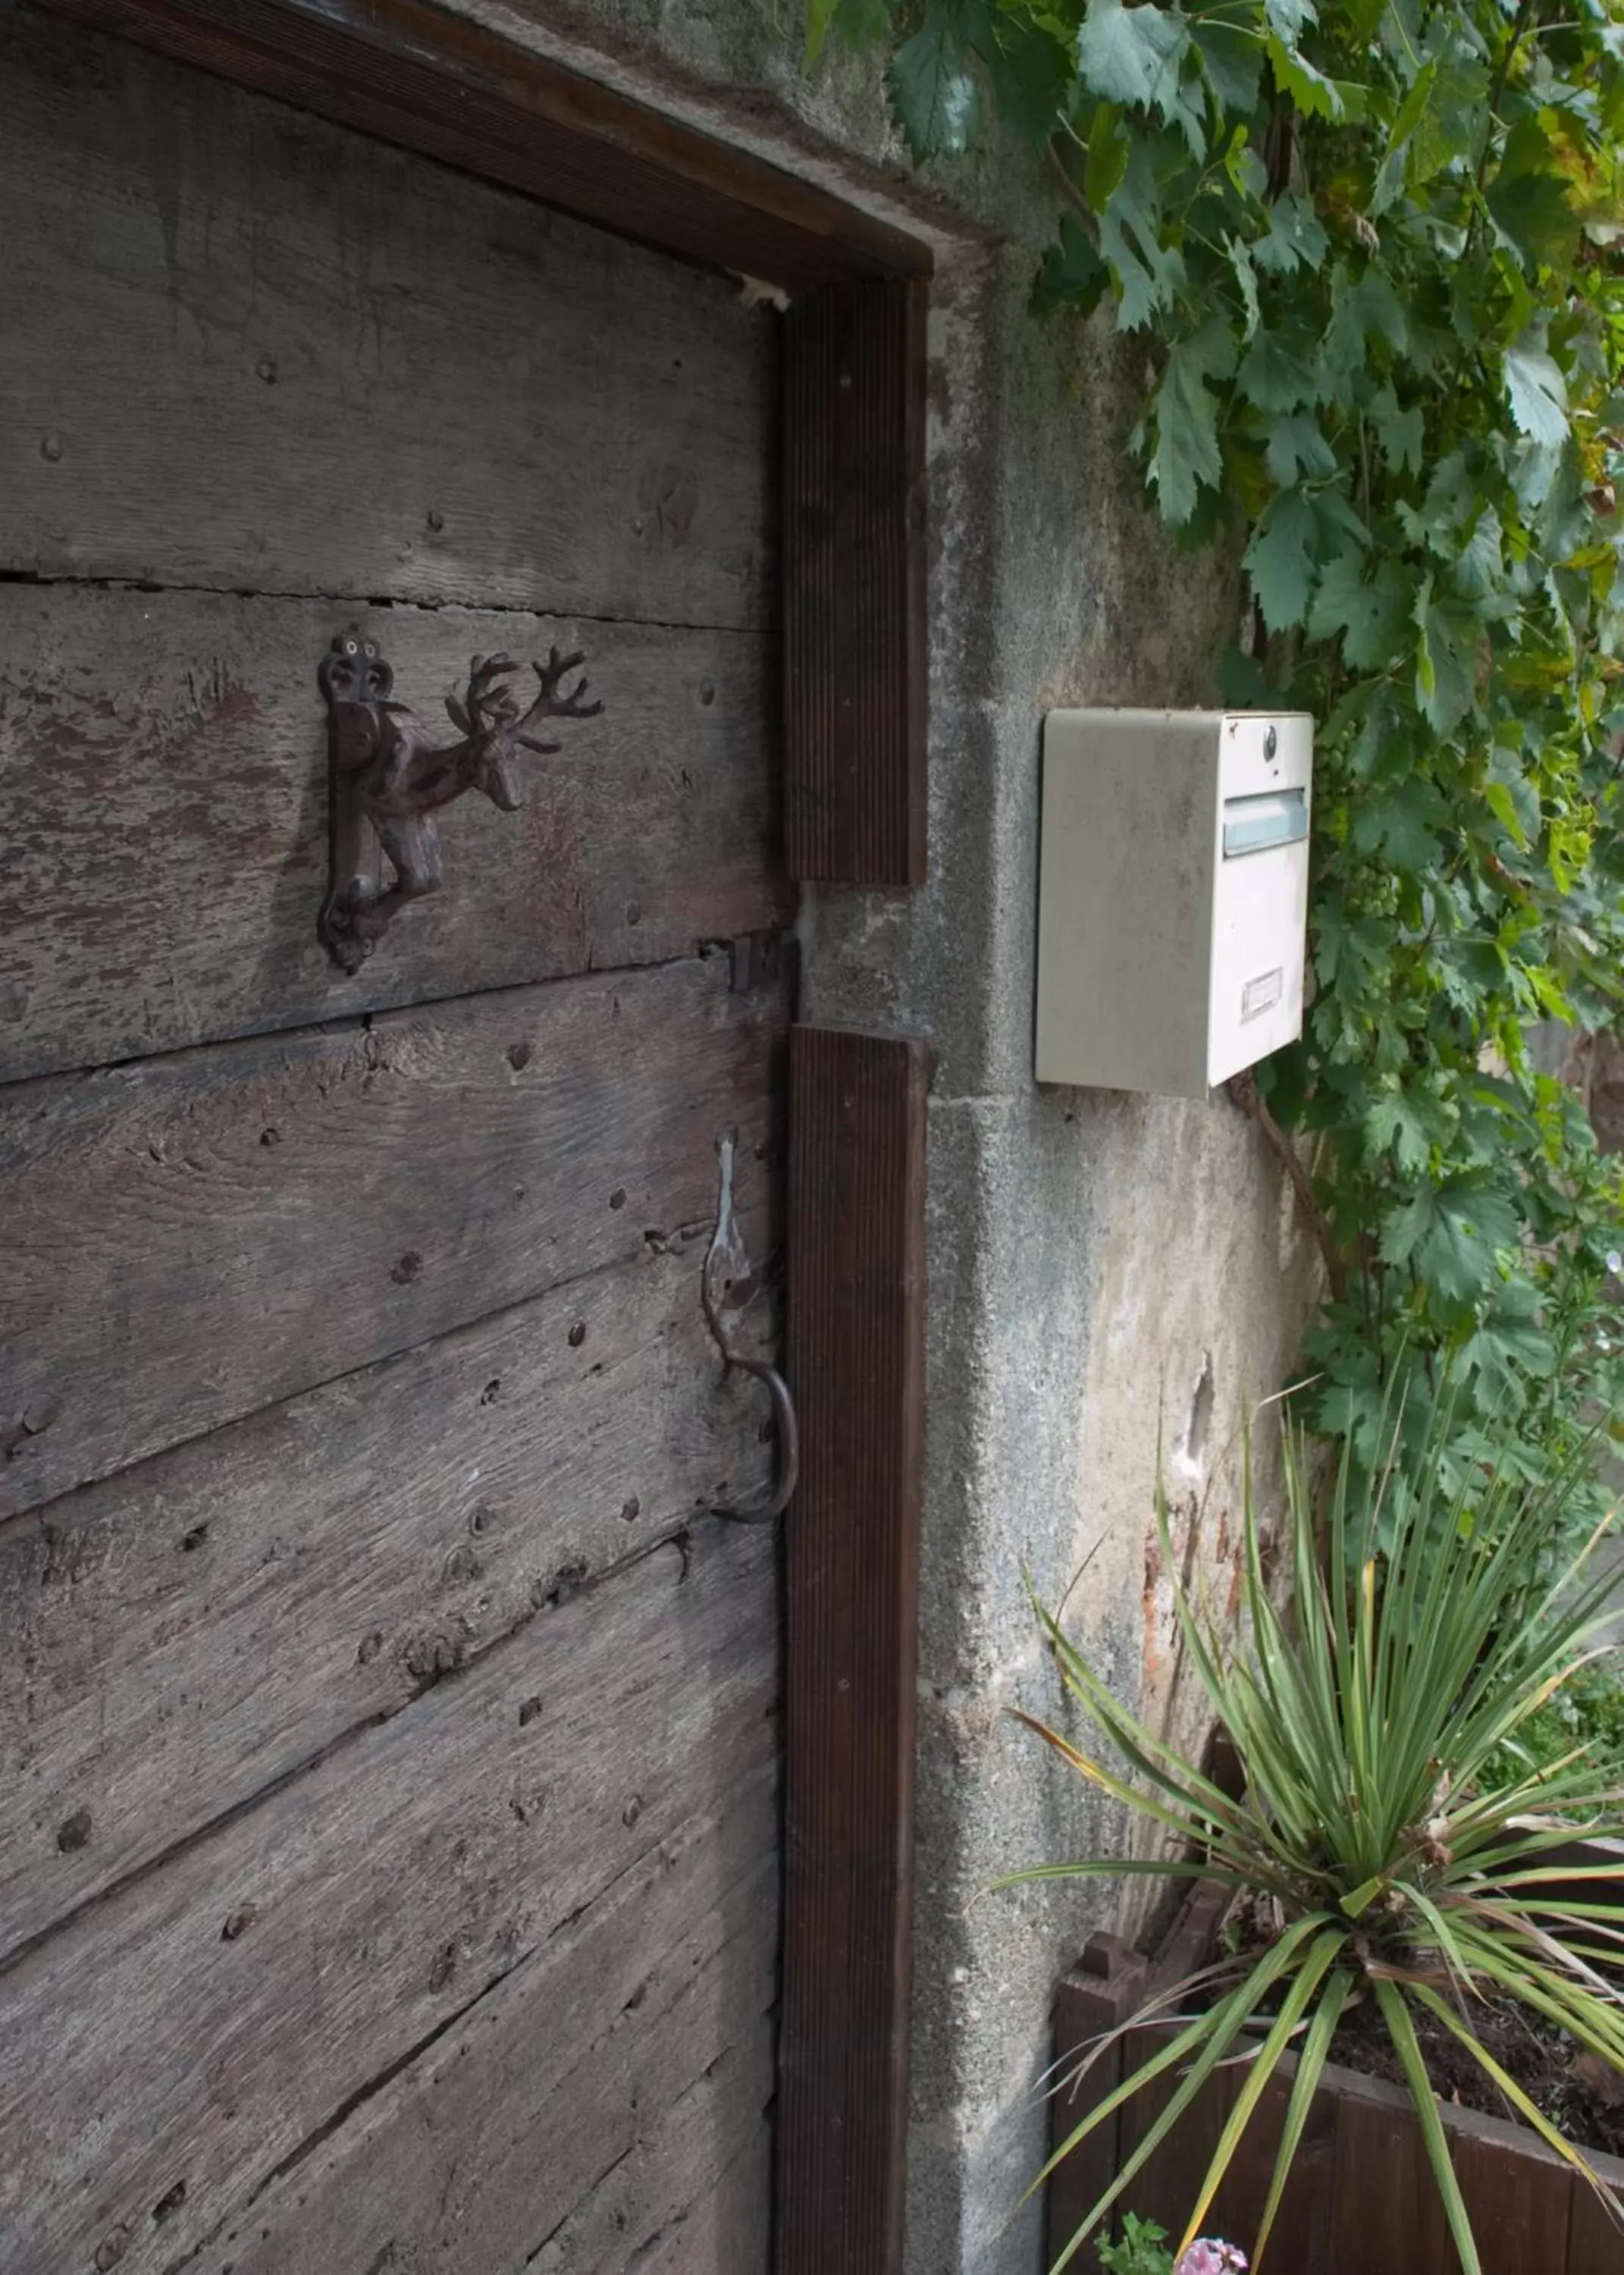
[1331,1989,1624,2160]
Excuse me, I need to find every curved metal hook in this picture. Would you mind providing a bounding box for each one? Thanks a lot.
[702,1129,799,1524]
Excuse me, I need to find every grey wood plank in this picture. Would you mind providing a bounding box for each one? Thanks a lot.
[631,2129,776,2275]
[195,1769,779,2275]
[0,1520,778,2275]
[0,955,785,1517]
[0,1234,779,1955]
[0,584,785,1082]
[0,6,779,627]
[525,2024,775,2275]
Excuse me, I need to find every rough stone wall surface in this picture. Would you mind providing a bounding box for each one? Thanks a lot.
[415,6,1321,2265]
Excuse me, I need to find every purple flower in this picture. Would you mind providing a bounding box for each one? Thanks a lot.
[1174,2246,1247,2275]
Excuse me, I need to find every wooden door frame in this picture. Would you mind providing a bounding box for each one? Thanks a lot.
[33,5,933,2270]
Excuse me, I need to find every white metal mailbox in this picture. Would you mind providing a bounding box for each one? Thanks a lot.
[1035,708,1314,1097]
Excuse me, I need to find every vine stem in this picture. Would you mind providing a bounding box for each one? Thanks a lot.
[1046,139,1094,224]
[1477,0,1538,193]
[1225,1071,1350,1301]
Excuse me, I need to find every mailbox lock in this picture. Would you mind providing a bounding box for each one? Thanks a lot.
[1265,723,1278,761]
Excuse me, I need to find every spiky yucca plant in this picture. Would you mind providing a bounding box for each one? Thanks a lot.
[1009,1421,1624,2274]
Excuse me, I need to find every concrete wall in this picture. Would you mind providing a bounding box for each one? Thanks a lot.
[427,7,1321,2264]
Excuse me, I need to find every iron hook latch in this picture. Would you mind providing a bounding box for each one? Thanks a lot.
[701,1128,798,1524]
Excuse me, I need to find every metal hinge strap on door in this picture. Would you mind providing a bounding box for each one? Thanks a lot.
[701,1128,798,1524]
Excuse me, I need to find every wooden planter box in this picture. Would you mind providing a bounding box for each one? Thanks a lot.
[1049,1855,1624,2275]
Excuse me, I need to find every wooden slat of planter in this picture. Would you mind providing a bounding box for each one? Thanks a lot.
[0,956,783,1518]
[1206,2066,1337,2274]
[1325,2079,1453,2274]
[1448,2106,1574,2273]
[1567,2169,1624,2273]
[0,585,782,1083]
[784,281,928,887]
[777,1025,928,2275]
[1118,2025,1234,2251]
[0,1522,776,2275]
[1049,1935,1150,2262]
[0,1235,775,1956]
[2,5,779,626]
[189,1771,780,2275]
[38,0,930,289]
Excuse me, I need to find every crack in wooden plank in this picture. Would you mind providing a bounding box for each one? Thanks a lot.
[0,566,776,645]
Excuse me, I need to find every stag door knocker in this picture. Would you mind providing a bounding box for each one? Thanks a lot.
[317,627,602,973]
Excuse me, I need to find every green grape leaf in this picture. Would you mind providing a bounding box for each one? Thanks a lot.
[1031,213,1111,319]
[1309,547,1414,668]
[1266,410,1339,485]
[1320,264,1409,406]
[1148,317,1237,524]
[977,11,1077,144]
[1503,341,1571,449]
[1413,575,1479,736]
[1459,1304,1556,1408]
[1350,775,1451,869]
[1077,0,1190,117]
[814,0,891,55]
[1253,192,1331,276]
[1488,167,1581,273]
[1237,325,1318,411]
[1265,0,1318,39]
[1227,235,1262,339]
[1267,33,1365,121]
[1487,115,1581,272]
[888,0,986,159]
[1085,102,1130,209]
[1368,382,1425,475]
[1363,1087,1441,1175]
[1244,486,1323,630]
[1379,1177,1522,1303]
[1099,140,1186,328]
[1453,505,1504,599]
[1190,17,1262,112]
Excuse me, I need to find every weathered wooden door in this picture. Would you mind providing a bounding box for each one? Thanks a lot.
[0,7,790,2270]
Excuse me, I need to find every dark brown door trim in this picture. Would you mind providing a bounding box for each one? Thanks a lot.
[781,1027,930,2275]
[38,0,931,286]
[785,279,929,889]
[30,8,932,2268]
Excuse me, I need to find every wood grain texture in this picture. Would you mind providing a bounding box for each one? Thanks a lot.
[1447,2105,1573,2275]
[567,2120,774,2275]
[0,955,785,1517]
[1115,2022,1231,2254]
[1325,2073,1454,2274]
[196,1769,779,2275]
[36,0,930,289]
[1567,2170,1624,2273]
[486,2013,774,2275]
[777,1025,928,2275]
[783,280,928,886]
[0,584,784,1081]
[0,1521,778,2275]
[628,2132,776,2275]
[1205,2064,1336,2275]
[0,1235,779,1955]
[0,3,777,626]
[1047,1938,1149,2264]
